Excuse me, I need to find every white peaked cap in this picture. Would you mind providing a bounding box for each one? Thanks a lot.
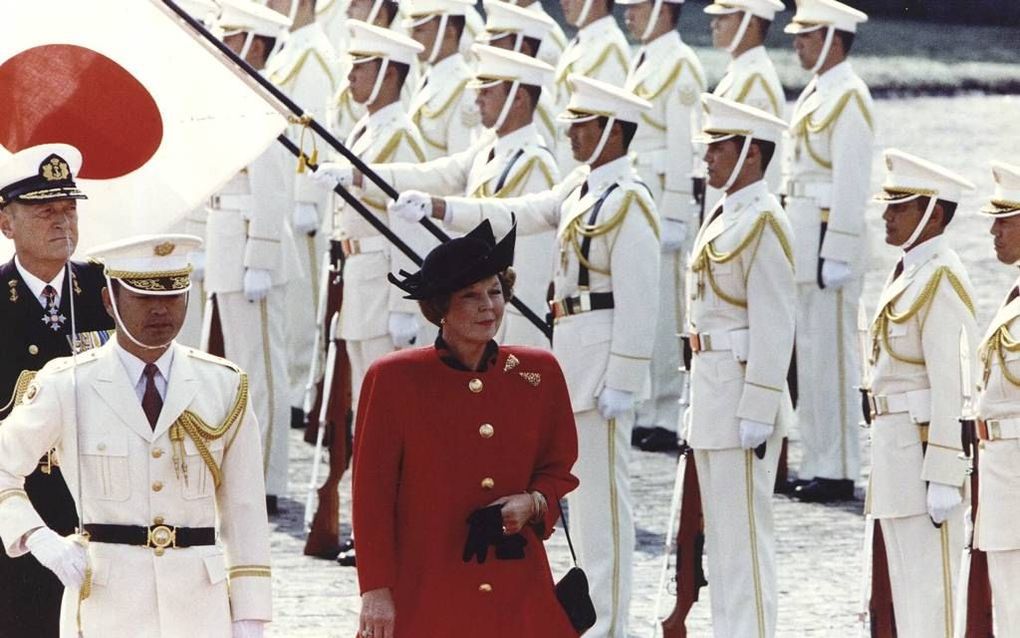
[217,0,292,37]
[873,149,975,206]
[784,0,867,34]
[403,0,476,21]
[704,0,785,20]
[468,44,554,88]
[557,74,652,125]
[981,161,1020,217]
[88,234,203,296]
[482,1,557,40]
[0,143,87,206]
[348,20,425,65]
[695,93,787,145]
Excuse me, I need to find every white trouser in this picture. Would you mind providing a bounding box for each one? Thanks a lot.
[347,335,396,424]
[636,248,684,431]
[694,435,781,638]
[879,513,962,638]
[286,231,326,409]
[795,278,862,481]
[567,409,634,638]
[204,289,291,496]
[987,548,1020,636]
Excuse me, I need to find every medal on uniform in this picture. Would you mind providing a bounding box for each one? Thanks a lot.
[41,304,67,331]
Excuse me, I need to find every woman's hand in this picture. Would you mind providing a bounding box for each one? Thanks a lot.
[359,588,395,638]
[487,493,536,535]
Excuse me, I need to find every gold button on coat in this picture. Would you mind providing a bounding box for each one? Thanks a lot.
[481,477,495,490]
[152,448,164,459]
[479,424,494,438]
[479,583,493,593]
[152,481,163,492]
[28,345,39,355]
[468,378,483,393]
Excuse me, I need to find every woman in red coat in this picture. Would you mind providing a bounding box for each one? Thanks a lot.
[353,221,580,638]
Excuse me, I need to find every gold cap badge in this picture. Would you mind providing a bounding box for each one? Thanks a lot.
[39,155,71,182]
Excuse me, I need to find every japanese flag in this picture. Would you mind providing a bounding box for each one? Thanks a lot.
[0,0,291,259]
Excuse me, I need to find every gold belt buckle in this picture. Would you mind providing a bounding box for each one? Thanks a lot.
[689,332,702,353]
[147,525,178,556]
[976,418,994,441]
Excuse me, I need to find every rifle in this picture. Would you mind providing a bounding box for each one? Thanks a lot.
[303,242,353,559]
[657,337,707,637]
[303,241,344,445]
[954,328,994,637]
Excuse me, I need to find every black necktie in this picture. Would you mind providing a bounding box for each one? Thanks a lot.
[1008,286,1019,304]
[142,364,163,430]
[892,259,904,281]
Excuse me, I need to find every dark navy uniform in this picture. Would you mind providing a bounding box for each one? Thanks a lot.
[0,258,112,638]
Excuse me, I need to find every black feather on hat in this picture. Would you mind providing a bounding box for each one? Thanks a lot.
[388,219,516,300]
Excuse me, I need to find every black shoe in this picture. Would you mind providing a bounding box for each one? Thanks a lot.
[266,495,279,516]
[632,426,654,447]
[638,427,681,453]
[792,478,855,503]
[775,478,809,495]
[337,548,357,567]
[339,538,354,554]
[291,406,305,430]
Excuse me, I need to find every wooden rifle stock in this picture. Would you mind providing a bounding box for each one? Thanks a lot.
[304,242,346,445]
[661,448,707,638]
[869,522,897,637]
[961,419,994,637]
[304,241,354,559]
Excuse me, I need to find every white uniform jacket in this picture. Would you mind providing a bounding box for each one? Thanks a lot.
[335,102,430,341]
[783,61,874,283]
[444,156,661,411]
[366,123,560,344]
[409,54,482,159]
[204,147,298,294]
[553,15,630,105]
[316,0,350,50]
[975,276,1020,551]
[712,45,785,192]
[866,237,977,518]
[685,180,796,449]
[520,0,568,69]
[0,341,272,635]
[267,22,340,229]
[626,31,705,225]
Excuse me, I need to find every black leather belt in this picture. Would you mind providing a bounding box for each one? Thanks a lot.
[549,292,615,320]
[85,523,215,554]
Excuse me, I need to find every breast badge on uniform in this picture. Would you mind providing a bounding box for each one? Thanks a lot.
[679,86,698,107]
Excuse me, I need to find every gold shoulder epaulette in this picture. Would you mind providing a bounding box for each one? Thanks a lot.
[805,89,873,134]
[0,370,37,414]
[736,73,782,117]
[581,42,628,78]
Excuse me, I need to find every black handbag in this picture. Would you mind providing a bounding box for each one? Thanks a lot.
[554,505,597,634]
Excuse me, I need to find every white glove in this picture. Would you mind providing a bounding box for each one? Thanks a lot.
[311,162,353,190]
[660,219,688,253]
[388,190,433,223]
[597,387,634,420]
[292,202,319,236]
[739,418,774,449]
[231,620,265,638]
[189,251,206,284]
[25,527,87,590]
[927,482,962,525]
[243,268,273,303]
[821,258,853,289]
[388,311,420,349]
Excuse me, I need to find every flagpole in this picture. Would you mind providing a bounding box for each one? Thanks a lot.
[160,0,552,339]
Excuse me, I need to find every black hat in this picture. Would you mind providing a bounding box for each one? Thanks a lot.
[388,219,516,300]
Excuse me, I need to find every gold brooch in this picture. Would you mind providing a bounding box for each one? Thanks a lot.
[519,372,541,387]
[503,354,519,373]
[154,241,176,257]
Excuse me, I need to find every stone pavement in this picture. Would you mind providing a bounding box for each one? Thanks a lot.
[265,95,1020,637]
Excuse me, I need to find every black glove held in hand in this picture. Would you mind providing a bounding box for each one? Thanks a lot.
[462,505,504,564]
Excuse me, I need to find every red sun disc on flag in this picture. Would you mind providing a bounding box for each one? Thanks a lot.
[0,44,163,179]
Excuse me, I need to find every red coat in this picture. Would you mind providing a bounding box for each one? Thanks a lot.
[353,344,580,637]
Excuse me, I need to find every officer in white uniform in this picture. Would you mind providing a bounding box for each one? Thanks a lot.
[706,0,786,194]
[969,162,1020,635]
[319,45,560,348]
[404,0,484,159]
[479,0,562,152]
[618,0,706,452]
[553,0,631,169]
[505,0,569,69]
[203,0,296,511]
[316,0,352,47]
[0,235,272,638]
[313,21,432,416]
[686,95,793,638]
[864,149,977,637]
[392,75,660,638]
[264,0,341,430]
[782,0,874,502]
